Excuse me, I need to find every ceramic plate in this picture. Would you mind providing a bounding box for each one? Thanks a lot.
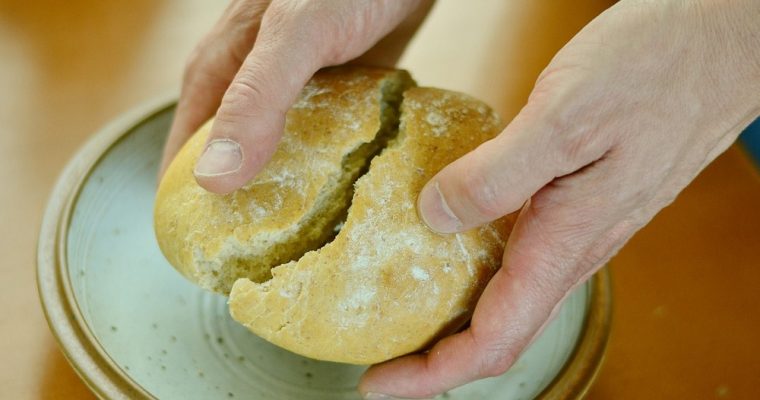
[38,97,611,400]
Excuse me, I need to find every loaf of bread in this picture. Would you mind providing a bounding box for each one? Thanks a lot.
[155,67,514,364]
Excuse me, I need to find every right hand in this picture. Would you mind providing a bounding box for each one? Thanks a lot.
[158,0,433,194]
[360,0,760,398]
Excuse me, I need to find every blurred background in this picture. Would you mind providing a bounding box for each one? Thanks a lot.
[1,0,759,398]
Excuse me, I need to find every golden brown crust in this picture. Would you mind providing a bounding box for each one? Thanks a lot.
[228,87,515,364]
[154,67,412,293]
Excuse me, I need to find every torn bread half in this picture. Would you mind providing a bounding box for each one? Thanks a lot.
[155,67,414,294]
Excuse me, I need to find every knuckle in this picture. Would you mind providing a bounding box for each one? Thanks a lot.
[257,0,303,46]
[470,331,518,379]
[265,0,315,34]
[181,49,223,97]
[524,192,636,286]
[546,110,607,171]
[181,36,240,92]
[230,72,265,98]
[557,129,599,168]
[322,1,375,63]
[476,351,514,378]
[461,164,507,220]
[228,0,270,23]
[261,0,337,62]
[263,0,377,65]
[182,40,209,83]
[512,202,589,280]
[222,65,288,119]
[529,74,612,173]
[225,78,267,115]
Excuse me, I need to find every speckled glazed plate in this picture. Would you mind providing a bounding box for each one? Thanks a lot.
[37,96,611,400]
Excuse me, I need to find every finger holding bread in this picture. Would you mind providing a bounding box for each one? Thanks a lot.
[192,0,430,194]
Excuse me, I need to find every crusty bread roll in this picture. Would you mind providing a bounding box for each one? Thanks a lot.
[155,67,514,364]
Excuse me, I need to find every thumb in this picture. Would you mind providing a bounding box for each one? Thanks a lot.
[417,102,609,233]
[192,5,325,194]
[194,1,426,194]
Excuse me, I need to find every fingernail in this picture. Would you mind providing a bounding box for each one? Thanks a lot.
[417,181,462,234]
[363,393,400,400]
[194,139,242,177]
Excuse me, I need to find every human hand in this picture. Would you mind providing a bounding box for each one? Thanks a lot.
[159,0,433,193]
[359,0,760,398]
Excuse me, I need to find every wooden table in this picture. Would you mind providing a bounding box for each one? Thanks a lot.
[2,1,758,398]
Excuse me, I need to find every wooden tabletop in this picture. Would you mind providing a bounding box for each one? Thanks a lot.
[2,1,758,398]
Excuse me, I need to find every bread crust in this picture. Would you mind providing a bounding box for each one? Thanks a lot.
[156,67,514,364]
[228,86,515,364]
[155,67,413,293]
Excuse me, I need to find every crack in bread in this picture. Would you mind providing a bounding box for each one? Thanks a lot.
[227,86,516,365]
[156,67,515,364]
[155,67,414,294]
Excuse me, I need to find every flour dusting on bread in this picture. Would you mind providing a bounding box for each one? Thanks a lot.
[155,68,414,294]
[155,68,514,365]
[228,86,514,364]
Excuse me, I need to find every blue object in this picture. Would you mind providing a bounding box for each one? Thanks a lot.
[740,117,760,168]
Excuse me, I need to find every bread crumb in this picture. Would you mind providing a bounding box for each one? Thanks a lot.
[411,266,430,281]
